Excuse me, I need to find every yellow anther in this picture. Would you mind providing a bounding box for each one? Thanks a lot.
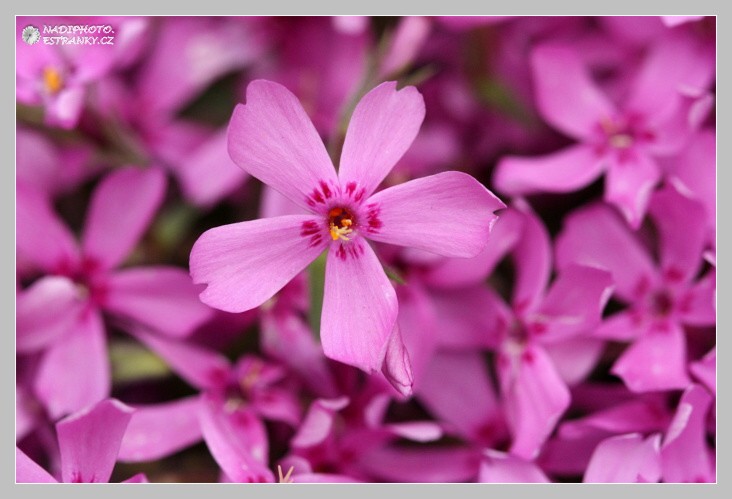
[609,133,633,149]
[329,223,353,241]
[43,67,63,95]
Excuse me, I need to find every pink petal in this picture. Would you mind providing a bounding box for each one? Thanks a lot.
[479,450,550,483]
[555,202,657,303]
[81,168,166,270]
[531,43,617,141]
[393,284,438,387]
[661,384,714,482]
[16,447,58,483]
[34,310,110,419]
[228,79,337,210]
[511,201,552,314]
[542,338,606,386]
[289,472,359,483]
[338,81,425,197]
[532,264,614,342]
[359,445,481,482]
[291,397,349,448]
[380,324,414,398]
[16,276,85,352]
[417,350,503,444]
[321,239,397,373]
[366,171,505,258]
[199,393,273,483]
[499,344,571,460]
[661,15,705,27]
[611,323,691,392]
[560,396,671,440]
[121,473,148,483]
[680,270,716,326]
[690,348,716,395]
[421,206,524,289]
[604,152,661,229]
[190,215,325,313]
[494,145,606,196]
[383,421,443,443]
[16,183,79,272]
[57,399,135,483]
[594,311,646,341]
[626,32,715,121]
[260,185,306,218]
[584,433,662,483]
[45,86,85,129]
[128,325,230,391]
[175,129,249,207]
[118,397,204,462]
[251,388,302,427]
[648,184,708,284]
[379,16,431,77]
[432,286,511,350]
[105,266,213,338]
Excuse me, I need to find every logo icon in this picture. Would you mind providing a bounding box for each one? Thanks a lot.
[22,25,41,45]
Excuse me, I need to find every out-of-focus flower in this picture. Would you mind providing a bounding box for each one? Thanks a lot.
[190,79,504,382]
[555,185,715,392]
[16,169,213,418]
[495,33,715,227]
[16,398,145,483]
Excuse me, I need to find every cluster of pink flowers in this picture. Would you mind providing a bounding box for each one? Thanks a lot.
[16,15,715,484]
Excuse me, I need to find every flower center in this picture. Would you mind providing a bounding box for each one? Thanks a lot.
[649,289,674,318]
[43,67,64,95]
[328,207,355,241]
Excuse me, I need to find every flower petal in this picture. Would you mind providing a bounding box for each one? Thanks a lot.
[16,182,79,273]
[680,270,716,326]
[604,152,661,229]
[359,445,481,483]
[393,284,439,385]
[531,43,617,140]
[690,348,716,396]
[511,201,552,314]
[531,264,614,342]
[16,447,57,483]
[118,397,204,462]
[555,202,657,303]
[57,398,135,483]
[16,276,85,352]
[199,393,273,483]
[380,324,414,398]
[542,338,606,386]
[175,128,249,207]
[128,325,230,391]
[584,433,662,483]
[228,79,337,210]
[494,144,606,196]
[417,350,503,445]
[479,449,550,483]
[321,239,397,373]
[291,397,349,448]
[81,168,166,270]
[611,322,691,392]
[421,206,524,289]
[499,344,571,460]
[594,311,646,341]
[366,171,505,258]
[105,266,214,338]
[190,215,325,313]
[338,81,425,197]
[661,384,714,482]
[34,310,110,420]
[648,184,708,284]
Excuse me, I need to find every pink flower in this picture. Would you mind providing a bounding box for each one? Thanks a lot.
[555,185,715,392]
[16,169,213,418]
[494,33,714,228]
[16,398,145,483]
[190,79,505,374]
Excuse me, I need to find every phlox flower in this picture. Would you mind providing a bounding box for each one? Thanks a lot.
[494,32,714,228]
[190,79,504,375]
[16,168,212,418]
[16,399,145,483]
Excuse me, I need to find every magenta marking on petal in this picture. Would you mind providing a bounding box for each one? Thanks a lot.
[320,181,332,199]
[354,188,366,203]
[300,220,325,248]
[346,181,357,196]
[365,203,383,235]
[334,243,364,261]
[521,349,535,364]
[664,267,684,283]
